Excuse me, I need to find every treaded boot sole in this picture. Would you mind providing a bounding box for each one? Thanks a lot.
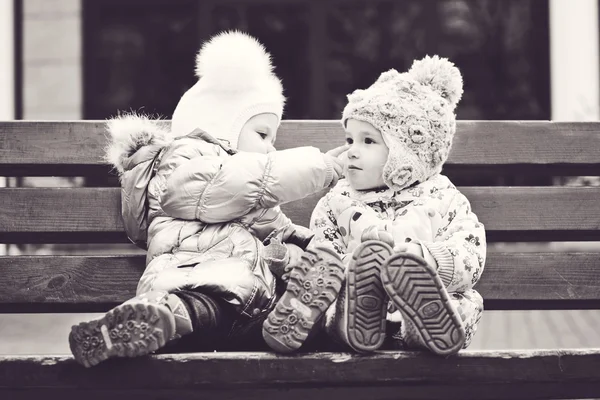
[263,247,344,353]
[346,240,391,352]
[380,253,465,356]
[69,302,175,368]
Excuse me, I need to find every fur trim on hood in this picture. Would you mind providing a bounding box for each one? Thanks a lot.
[104,113,171,175]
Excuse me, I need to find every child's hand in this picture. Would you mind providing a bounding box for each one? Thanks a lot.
[393,242,424,258]
[361,225,395,248]
[323,154,345,187]
[281,243,304,282]
[326,144,350,161]
[324,144,349,186]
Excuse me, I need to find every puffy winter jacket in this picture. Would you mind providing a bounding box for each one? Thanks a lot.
[310,175,486,293]
[106,115,334,325]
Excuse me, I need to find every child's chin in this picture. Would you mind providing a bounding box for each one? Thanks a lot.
[348,179,381,192]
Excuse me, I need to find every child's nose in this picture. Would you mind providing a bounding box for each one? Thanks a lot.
[267,143,276,153]
[347,145,359,159]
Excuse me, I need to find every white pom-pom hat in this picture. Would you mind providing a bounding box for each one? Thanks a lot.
[172,31,285,149]
[342,55,464,190]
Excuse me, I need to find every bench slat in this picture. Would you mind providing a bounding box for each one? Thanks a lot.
[2,187,600,242]
[4,385,600,400]
[1,252,599,312]
[1,121,600,176]
[0,350,599,400]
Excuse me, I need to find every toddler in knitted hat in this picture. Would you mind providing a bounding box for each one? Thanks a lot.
[69,31,347,367]
[263,56,486,356]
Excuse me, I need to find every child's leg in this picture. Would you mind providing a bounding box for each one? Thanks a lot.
[69,290,193,368]
[262,247,344,353]
[163,289,238,352]
[175,289,236,337]
[69,288,238,367]
[326,240,392,352]
[454,290,484,348]
[380,252,466,356]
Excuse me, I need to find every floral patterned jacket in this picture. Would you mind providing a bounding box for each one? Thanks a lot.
[309,174,486,293]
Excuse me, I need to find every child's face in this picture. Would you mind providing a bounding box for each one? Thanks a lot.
[344,119,389,191]
[237,113,278,154]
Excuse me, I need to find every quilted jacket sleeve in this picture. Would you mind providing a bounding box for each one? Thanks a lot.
[419,189,487,292]
[159,146,334,223]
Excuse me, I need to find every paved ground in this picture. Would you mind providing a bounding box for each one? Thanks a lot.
[472,309,600,350]
[1,310,599,354]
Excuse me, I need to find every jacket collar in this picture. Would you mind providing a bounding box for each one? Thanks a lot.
[184,128,238,156]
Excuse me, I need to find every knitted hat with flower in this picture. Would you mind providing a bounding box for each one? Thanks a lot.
[341,55,463,190]
[171,31,285,149]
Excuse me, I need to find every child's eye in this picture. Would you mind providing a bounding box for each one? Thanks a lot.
[257,132,267,139]
[365,138,374,144]
[345,138,353,144]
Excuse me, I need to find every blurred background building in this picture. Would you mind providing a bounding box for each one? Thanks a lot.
[1,0,599,124]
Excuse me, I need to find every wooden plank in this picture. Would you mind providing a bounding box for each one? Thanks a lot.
[278,121,600,168]
[2,383,600,400]
[0,255,141,312]
[2,187,600,240]
[478,252,600,304]
[1,252,599,312]
[0,350,599,399]
[0,188,123,234]
[0,121,107,166]
[1,121,600,173]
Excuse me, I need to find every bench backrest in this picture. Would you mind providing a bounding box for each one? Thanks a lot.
[1,120,600,313]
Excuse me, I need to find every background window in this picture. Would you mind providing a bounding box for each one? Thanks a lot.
[83,0,550,121]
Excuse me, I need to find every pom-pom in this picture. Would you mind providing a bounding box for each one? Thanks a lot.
[195,30,277,91]
[374,69,401,85]
[408,55,463,108]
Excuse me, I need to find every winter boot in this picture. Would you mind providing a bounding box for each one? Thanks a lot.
[262,247,344,353]
[69,290,193,368]
[380,252,465,356]
[327,240,391,352]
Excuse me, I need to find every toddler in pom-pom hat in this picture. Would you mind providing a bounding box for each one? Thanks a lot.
[263,55,486,356]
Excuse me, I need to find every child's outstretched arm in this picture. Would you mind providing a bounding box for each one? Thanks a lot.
[159,147,338,223]
[418,191,486,293]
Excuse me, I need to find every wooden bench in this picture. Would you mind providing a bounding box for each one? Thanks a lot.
[1,120,600,400]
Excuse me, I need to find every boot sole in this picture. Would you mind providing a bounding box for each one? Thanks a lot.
[69,302,175,368]
[262,247,344,353]
[345,240,391,352]
[380,253,465,356]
